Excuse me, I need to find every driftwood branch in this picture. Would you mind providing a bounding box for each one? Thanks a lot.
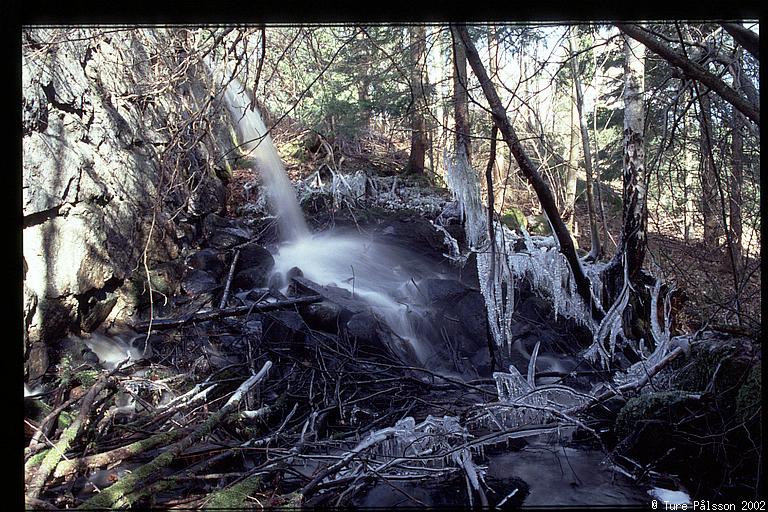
[219,249,240,309]
[131,295,322,331]
[26,370,119,500]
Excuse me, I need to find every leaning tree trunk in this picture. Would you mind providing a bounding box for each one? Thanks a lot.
[451,26,472,165]
[570,28,602,260]
[454,24,603,321]
[407,25,428,174]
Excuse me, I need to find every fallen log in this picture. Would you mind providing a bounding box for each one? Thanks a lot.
[130,295,323,331]
[78,361,273,509]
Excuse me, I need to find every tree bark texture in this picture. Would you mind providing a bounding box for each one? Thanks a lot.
[612,33,648,281]
[570,29,601,260]
[451,26,472,164]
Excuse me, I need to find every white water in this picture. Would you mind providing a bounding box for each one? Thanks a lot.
[220,77,309,240]
[215,73,457,364]
[271,231,436,362]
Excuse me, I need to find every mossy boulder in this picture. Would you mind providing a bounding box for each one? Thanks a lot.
[526,214,551,235]
[672,334,758,415]
[615,390,693,439]
[501,207,527,231]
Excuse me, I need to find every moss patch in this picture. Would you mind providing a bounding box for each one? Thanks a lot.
[736,365,761,422]
[204,475,262,510]
[501,207,527,231]
[616,390,691,439]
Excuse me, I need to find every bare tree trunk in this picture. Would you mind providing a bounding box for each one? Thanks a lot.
[698,91,721,247]
[729,50,744,274]
[564,82,579,231]
[487,24,506,209]
[451,26,472,165]
[591,45,612,250]
[454,24,603,321]
[407,25,428,174]
[570,29,602,261]
[683,124,695,242]
[610,32,648,282]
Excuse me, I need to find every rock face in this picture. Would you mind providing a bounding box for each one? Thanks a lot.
[22,28,235,381]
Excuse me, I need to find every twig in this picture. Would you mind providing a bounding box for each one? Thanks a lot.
[130,295,322,331]
[219,249,240,309]
[26,367,121,500]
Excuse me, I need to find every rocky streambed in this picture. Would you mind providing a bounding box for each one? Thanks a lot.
[24,192,761,508]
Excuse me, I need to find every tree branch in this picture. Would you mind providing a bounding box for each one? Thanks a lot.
[617,23,759,126]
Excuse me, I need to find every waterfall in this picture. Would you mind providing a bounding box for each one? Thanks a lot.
[215,70,438,365]
[220,77,310,241]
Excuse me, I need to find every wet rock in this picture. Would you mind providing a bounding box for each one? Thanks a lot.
[207,231,249,250]
[233,268,271,291]
[268,273,286,291]
[236,243,275,275]
[80,294,118,333]
[300,301,348,333]
[416,278,468,304]
[55,336,101,368]
[262,311,307,353]
[182,269,219,295]
[26,342,52,382]
[186,248,226,279]
[344,311,380,346]
[188,171,227,217]
[456,291,487,339]
[377,217,450,261]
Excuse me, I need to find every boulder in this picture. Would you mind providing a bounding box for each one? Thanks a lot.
[22,29,231,348]
[182,269,219,295]
[236,244,275,275]
[233,268,271,291]
[186,249,226,279]
[262,311,306,346]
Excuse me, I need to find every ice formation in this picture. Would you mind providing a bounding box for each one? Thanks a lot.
[442,150,601,350]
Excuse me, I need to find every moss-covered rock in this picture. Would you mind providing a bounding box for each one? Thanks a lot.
[615,390,692,439]
[735,365,761,422]
[501,207,527,231]
[526,214,552,235]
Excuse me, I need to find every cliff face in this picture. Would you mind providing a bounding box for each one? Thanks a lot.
[22,28,234,382]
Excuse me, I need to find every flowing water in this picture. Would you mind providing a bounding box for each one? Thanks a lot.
[221,77,310,241]
[220,79,444,364]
